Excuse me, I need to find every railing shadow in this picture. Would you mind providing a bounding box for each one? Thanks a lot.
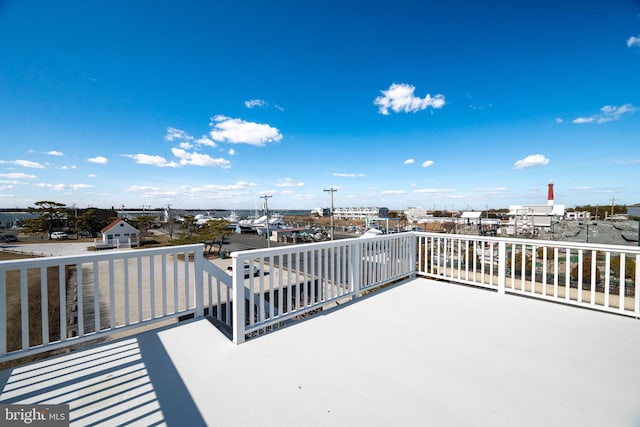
[0,322,206,426]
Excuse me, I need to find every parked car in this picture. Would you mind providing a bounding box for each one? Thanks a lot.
[226,263,260,278]
[0,233,17,242]
[50,231,69,240]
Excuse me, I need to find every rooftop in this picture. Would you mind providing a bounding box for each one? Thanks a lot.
[2,277,639,426]
[1,232,639,426]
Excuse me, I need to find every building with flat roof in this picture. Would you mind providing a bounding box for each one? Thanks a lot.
[332,206,389,220]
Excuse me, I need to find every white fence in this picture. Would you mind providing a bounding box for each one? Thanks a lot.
[231,233,415,343]
[0,244,232,363]
[416,233,640,317]
[2,232,639,362]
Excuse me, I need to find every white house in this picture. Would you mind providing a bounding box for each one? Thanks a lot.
[460,211,482,225]
[100,219,140,248]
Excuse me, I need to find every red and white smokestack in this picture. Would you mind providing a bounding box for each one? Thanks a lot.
[547,181,554,206]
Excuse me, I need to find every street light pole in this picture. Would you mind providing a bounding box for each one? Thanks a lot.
[324,187,337,240]
[260,194,272,248]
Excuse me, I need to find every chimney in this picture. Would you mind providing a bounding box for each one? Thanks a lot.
[547,181,554,206]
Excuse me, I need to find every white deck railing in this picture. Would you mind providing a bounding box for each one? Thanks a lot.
[0,244,232,363]
[416,233,640,317]
[2,232,639,361]
[231,233,415,343]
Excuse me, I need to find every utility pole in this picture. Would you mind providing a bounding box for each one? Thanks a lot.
[260,194,272,248]
[324,187,337,240]
[166,204,174,241]
[611,197,615,218]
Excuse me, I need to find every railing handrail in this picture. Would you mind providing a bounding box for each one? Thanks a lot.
[415,231,640,254]
[0,244,206,270]
[231,233,408,260]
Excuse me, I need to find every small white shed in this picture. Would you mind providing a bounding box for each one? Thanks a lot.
[100,219,140,248]
[461,211,483,225]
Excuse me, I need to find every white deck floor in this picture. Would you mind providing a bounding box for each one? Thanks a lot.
[1,278,640,426]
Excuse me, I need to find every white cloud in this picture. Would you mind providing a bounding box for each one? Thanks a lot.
[125,185,160,192]
[178,142,193,149]
[413,188,455,194]
[125,185,177,198]
[613,159,640,165]
[276,178,304,188]
[36,183,94,191]
[0,172,36,179]
[403,159,415,165]
[244,99,284,111]
[422,160,435,168]
[597,104,636,123]
[165,127,193,141]
[374,83,446,115]
[180,182,257,195]
[627,35,640,48]
[171,148,231,168]
[513,154,550,169]
[196,136,216,147]
[69,184,93,190]
[123,154,179,167]
[88,156,108,164]
[572,104,636,124]
[87,174,97,178]
[245,99,266,108]
[380,190,405,195]
[209,115,283,146]
[60,165,77,170]
[332,173,366,177]
[0,159,46,168]
[228,148,236,156]
[47,150,63,156]
[555,118,563,124]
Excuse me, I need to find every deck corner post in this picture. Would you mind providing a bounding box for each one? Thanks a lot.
[232,254,246,344]
[410,233,418,277]
[350,242,361,301]
[194,244,205,318]
[497,240,506,295]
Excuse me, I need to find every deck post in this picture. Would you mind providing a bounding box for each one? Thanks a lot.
[350,241,361,300]
[410,233,418,277]
[497,241,506,294]
[636,254,640,316]
[194,245,205,318]
[0,271,5,357]
[232,254,246,344]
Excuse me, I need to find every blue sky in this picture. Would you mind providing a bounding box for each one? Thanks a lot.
[1,1,639,211]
